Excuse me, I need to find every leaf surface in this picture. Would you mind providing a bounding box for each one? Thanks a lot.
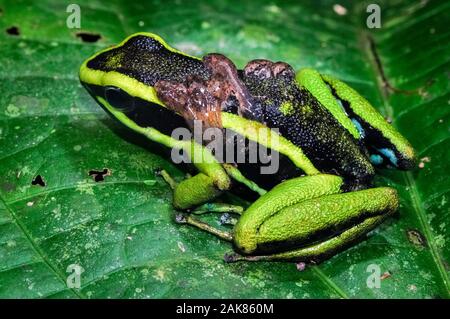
[0,0,448,298]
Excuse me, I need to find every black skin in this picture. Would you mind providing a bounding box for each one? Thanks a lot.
[154,54,375,191]
[241,59,375,190]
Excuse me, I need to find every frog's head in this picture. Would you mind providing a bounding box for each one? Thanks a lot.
[80,33,210,87]
[78,33,212,136]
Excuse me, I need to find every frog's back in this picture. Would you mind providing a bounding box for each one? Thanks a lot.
[80,33,374,190]
[241,65,375,190]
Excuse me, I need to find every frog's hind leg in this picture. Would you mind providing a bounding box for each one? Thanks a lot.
[296,68,416,170]
[229,176,398,263]
[226,212,389,263]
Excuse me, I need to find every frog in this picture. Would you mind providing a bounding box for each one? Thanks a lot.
[79,33,416,263]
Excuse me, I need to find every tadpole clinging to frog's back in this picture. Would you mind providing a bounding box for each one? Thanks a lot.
[155,53,375,190]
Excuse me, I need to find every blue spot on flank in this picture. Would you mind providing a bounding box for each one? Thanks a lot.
[370,154,383,165]
[336,98,346,112]
[351,118,365,138]
[377,148,398,167]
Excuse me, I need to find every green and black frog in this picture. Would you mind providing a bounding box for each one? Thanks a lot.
[80,33,416,263]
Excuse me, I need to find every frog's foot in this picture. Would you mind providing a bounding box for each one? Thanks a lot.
[191,203,243,215]
[191,203,242,226]
[180,203,242,234]
[219,213,238,226]
[223,252,264,263]
[191,203,241,226]
[158,169,177,190]
[160,169,242,235]
[175,212,233,242]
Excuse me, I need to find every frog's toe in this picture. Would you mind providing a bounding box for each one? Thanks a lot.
[174,213,187,224]
[223,252,261,263]
[219,213,237,226]
[223,252,240,263]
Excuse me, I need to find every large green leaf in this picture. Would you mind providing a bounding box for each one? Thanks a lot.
[0,0,448,298]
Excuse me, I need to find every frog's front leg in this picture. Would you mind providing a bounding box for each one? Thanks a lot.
[159,169,247,241]
[96,94,234,209]
[159,162,267,211]
[228,174,398,262]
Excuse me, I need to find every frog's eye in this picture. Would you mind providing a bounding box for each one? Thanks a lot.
[104,86,135,112]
